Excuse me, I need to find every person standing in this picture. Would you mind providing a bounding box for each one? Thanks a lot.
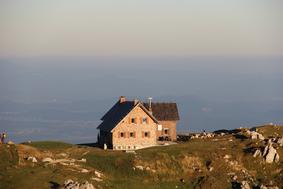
[1,132,7,144]
[0,132,3,144]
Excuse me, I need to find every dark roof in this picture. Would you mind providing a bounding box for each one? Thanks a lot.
[143,103,180,121]
[97,100,159,132]
[97,101,135,132]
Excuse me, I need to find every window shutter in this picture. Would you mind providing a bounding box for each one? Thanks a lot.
[134,118,137,124]
[118,132,120,138]
[127,132,130,138]
[128,117,131,124]
[146,118,149,124]
[134,132,136,138]
[148,132,150,137]
[142,131,144,138]
[140,117,143,124]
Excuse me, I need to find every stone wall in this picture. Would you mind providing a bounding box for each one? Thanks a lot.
[157,120,177,141]
[112,106,157,150]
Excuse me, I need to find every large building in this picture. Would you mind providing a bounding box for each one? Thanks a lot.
[97,96,180,150]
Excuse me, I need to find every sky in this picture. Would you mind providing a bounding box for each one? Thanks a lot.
[0,0,283,57]
[0,1,282,143]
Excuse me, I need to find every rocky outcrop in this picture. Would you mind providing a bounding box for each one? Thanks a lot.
[63,179,95,189]
[246,130,265,140]
[262,144,279,163]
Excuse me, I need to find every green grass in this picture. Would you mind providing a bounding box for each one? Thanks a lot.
[23,141,73,150]
[1,128,283,189]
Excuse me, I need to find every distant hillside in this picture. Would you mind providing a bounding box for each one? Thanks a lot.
[0,125,282,189]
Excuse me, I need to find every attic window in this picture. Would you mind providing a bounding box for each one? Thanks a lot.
[130,132,134,138]
[142,117,148,124]
[120,132,124,138]
[131,118,136,124]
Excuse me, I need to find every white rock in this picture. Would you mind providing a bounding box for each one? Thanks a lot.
[264,144,279,164]
[7,141,14,145]
[241,181,251,189]
[274,153,280,163]
[253,149,262,158]
[79,181,95,189]
[64,179,74,186]
[94,170,103,178]
[64,179,80,189]
[276,137,283,146]
[224,155,231,159]
[27,156,38,163]
[91,177,103,182]
[78,158,87,163]
[81,169,89,173]
[42,157,54,163]
[250,131,265,140]
[135,165,144,170]
[59,153,68,157]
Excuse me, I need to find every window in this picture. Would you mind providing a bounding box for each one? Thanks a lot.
[130,132,134,138]
[164,129,169,135]
[120,132,124,138]
[144,132,150,138]
[142,117,147,124]
[131,118,136,124]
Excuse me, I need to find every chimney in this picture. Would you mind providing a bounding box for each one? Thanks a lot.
[119,96,126,103]
[148,97,153,112]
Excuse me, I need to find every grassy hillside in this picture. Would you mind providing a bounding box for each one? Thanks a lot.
[0,125,282,189]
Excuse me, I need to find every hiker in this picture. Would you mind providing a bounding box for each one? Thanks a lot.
[1,132,7,144]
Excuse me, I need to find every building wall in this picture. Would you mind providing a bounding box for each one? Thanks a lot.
[112,106,157,150]
[156,120,177,141]
[99,130,113,148]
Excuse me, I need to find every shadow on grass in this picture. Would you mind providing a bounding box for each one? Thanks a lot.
[233,134,248,140]
[49,181,60,189]
[77,142,100,148]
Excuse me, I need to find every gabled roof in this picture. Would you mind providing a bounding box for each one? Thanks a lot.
[97,100,158,132]
[143,102,180,121]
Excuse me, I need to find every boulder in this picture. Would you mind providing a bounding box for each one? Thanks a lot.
[64,179,80,189]
[276,137,283,146]
[274,153,280,163]
[27,156,37,163]
[77,158,87,163]
[94,170,103,178]
[253,149,262,158]
[241,181,251,189]
[250,131,265,140]
[135,165,144,171]
[7,141,15,145]
[63,180,94,189]
[263,144,279,163]
[42,157,54,163]
[260,185,279,189]
[81,169,89,173]
[79,181,95,189]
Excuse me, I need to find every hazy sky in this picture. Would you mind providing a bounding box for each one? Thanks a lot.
[1,0,282,57]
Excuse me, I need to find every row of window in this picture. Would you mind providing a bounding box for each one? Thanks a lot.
[113,145,137,150]
[129,117,149,124]
[118,131,150,138]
